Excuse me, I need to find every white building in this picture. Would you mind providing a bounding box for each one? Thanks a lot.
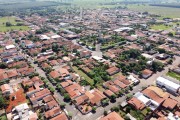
[127,75,139,85]
[114,27,133,32]
[156,77,180,94]
[5,45,16,50]
[134,92,159,111]
[12,103,38,120]
[40,35,50,40]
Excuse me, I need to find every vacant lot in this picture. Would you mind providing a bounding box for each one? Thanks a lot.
[6,88,27,113]
[0,17,29,32]
[167,71,180,81]
[72,66,94,85]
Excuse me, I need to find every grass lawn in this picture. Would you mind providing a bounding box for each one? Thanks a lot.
[130,109,145,120]
[0,115,7,120]
[0,17,29,32]
[150,24,172,30]
[118,110,126,118]
[166,71,180,81]
[72,66,94,85]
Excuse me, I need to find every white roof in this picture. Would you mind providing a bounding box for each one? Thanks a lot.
[15,103,29,112]
[92,56,103,61]
[128,75,139,83]
[114,27,133,32]
[157,77,180,90]
[40,35,50,40]
[5,45,16,49]
[51,35,61,39]
[134,92,150,105]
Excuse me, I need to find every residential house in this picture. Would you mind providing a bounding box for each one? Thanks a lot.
[12,103,38,120]
[29,89,51,107]
[99,111,124,120]
[50,112,68,120]
[45,107,61,119]
[106,66,120,76]
[80,50,92,58]
[86,89,106,106]
[0,84,11,96]
[141,69,153,79]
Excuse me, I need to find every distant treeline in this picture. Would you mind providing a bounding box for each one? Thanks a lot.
[0,1,70,10]
[101,1,149,5]
[150,3,180,8]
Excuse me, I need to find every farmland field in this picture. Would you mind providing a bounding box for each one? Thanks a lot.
[128,4,180,18]
[0,17,29,32]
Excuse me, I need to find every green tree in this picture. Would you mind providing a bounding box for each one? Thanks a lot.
[60,102,66,109]
[152,61,164,72]
[110,94,116,100]
[157,48,166,54]
[0,63,7,69]
[124,115,131,120]
[52,43,59,53]
[64,93,71,102]
[0,95,7,109]
[68,112,72,119]
[24,85,30,92]
[92,106,96,113]
[6,22,12,27]
[104,110,108,116]
[126,106,131,113]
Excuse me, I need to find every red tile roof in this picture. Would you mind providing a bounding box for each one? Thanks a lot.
[128,97,146,110]
[106,66,119,75]
[45,107,61,119]
[0,84,10,93]
[162,98,178,110]
[100,111,124,120]
[49,71,61,79]
[50,112,68,120]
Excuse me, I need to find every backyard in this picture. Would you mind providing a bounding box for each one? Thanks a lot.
[0,115,7,120]
[0,17,29,32]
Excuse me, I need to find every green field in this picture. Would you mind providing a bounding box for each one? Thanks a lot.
[128,4,180,18]
[150,24,172,30]
[0,17,29,32]
[65,1,180,18]
[67,0,123,8]
[167,71,180,81]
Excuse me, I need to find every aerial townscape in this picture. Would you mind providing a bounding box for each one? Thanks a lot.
[0,0,180,120]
